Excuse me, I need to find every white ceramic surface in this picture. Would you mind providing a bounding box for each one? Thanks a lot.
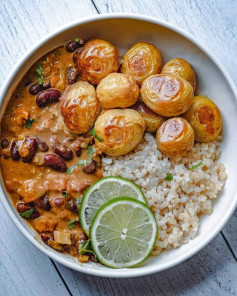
[0,14,236,278]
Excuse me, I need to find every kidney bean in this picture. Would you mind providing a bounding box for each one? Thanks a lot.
[10,141,20,161]
[67,66,77,85]
[35,194,51,211]
[30,210,40,219]
[16,202,31,213]
[41,232,51,244]
[89,254,99,263]
[66,39,84,52]
[54,143,73,161]
[36,137,49,152]
[82,160,97,174]
[1,138,9,149]
[44,154,67,173]
[75,147,81,157]
[66,199,78,212]
[42,81,51,89]
[36,89,61,107]
[78,232,87,244]
[21,137,37,163]
[29,83,43,95]
[54,198,64,207]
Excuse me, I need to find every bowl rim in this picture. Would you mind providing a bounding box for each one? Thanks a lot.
[0,12,237,278]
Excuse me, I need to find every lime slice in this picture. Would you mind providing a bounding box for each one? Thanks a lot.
[90,197,158,268]
[79,176,147,236]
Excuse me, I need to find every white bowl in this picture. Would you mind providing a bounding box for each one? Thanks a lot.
[0,13,237,278]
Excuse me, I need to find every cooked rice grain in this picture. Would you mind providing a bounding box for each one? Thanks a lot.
[102,133,227,255]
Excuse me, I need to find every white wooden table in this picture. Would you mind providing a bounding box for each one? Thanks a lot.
[0,1,236,295]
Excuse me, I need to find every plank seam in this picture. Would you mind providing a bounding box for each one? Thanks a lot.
[50,259,73,296]
[91,0,101,13]
[221,231,237,262]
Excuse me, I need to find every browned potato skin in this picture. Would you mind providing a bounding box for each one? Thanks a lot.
[156,117,194,158]
[96,73,139,108]
[60,81,101,134]
[161,58,196,90]
[141,74,194,117]
[95,109,145,156]
[131,100,165,132]
[121,42,162,86]
[183,96,222,142]
[73,39,120,85]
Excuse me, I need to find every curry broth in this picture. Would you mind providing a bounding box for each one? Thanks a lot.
[0,45,101,258]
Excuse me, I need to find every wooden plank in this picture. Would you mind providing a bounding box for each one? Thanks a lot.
[0,201,71,296]
[56,233,237,296]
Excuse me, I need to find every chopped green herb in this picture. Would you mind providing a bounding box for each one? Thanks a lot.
[90,127,102,142]
[87,145,94,158]
[62,191,68,197]
[78,160,85,166]
[25,118,36,129]
[66,164,78,174]
[20,208,34,218]
[74,37,80,42]
[36,63,44,85]
[67,219,76,230]
[165,173,173,181]
[189,161,203,171]
[78,239,96,256]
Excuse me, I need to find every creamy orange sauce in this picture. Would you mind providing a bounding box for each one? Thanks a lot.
[0,46,101,258]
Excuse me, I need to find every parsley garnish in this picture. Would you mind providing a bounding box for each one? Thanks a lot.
[165,173,173,181]
[36,63,44,85]
[74,37,80,42]
[25,118,36,129]
[67,219,76,230]
[20,208,34,218]
[87,145,94,158]
[78,160,85,166]
[78,239,96,256]
[189,161,203,171]
[90,127,102,142]
[66,164,78,174]
[62,191,68,197]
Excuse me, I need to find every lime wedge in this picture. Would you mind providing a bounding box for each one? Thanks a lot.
[90,197,158,268]
[79,176,147,236]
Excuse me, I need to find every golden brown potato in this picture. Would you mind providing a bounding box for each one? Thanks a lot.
[156,117,194,158]
[141,74,194,117]
[73,39,120,85]
[95,109,145,156]
[96,73,139,108]
[60,81,101,134]
[121,42,162,86]
[131,100,165,132]
[183,96,222,142]
[161,58,196,90]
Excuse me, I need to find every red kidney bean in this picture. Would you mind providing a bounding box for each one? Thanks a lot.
[29,83,43,95]
[10,141,20,161]
[82,160,97,174]
[16,202,31,213]
[21,137,37,163]
[41,232,53,244]
[78,232,87,244]
[54,198,64,207]
[36,137,49,152]
[44,154,67,172]
[66,199,78,212]
[89,254,99,263]
[35,194,51,211]
[66,39,84,52]
[30,210,40,220]
[75,147,81,157]
[67,66,77,85]
[54,143,73,161]
[36,89,61,107]
[1,138,9,149]
[42,81,51,89]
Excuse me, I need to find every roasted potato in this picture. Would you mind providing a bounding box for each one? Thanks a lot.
[60,81,101,134]
[96,73,139,108]
[161,58,196,90]
[95,109,145,156]
[141,74,194,117]
[131,100,165,132]
[183,96,222,142]
[121,42,162,86]
[156,117,194,158]
[73,39,120,85]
